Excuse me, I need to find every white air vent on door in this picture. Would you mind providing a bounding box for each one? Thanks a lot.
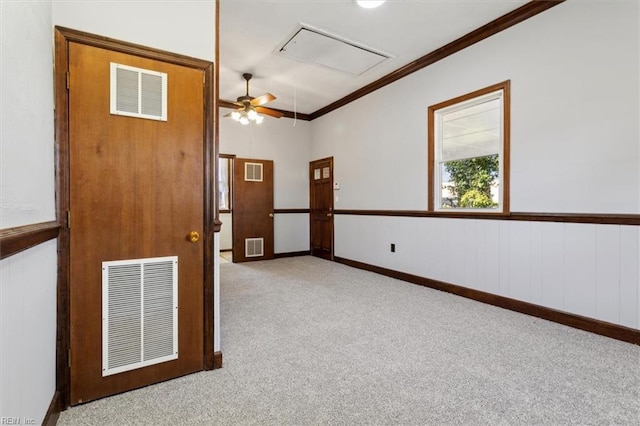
[245,238,264,257]
[102,256,178,377]
[245,162,263,182]
[110,63,167,121]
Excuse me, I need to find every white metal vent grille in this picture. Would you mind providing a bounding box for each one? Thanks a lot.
[102,256,178,376]
[110,63,167,121]
[245,238,264,257]
[245,162,263,182]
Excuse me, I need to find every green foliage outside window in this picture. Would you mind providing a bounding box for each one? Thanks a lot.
[443,154,498,208]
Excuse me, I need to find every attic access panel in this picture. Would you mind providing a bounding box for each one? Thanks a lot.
[276,25,391,76]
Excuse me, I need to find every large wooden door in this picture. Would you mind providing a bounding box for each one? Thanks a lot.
[309,157,334,260]
[69,42,205,404]
[232,158,274,262]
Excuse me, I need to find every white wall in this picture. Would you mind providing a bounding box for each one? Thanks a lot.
[219,212,233,251]
[0,242,58,424]
[312,1,639,214]
[52,0,216,62]
[220,110,312,253]
[1,1,56,228]
[312,1,640,329]
[0,1,57,423]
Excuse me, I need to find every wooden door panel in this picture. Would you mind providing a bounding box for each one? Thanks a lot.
[69,43,204,404]
[232,158,274,262]
[309,158,334,260]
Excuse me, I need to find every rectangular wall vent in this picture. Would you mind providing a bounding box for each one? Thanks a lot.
[275,24,391,76]
[245,238,264,258]
[245,162,263,182]
[102,256,178,376]
[110,63,167,121]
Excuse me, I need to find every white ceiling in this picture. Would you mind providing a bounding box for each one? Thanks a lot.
[219,0,530,115]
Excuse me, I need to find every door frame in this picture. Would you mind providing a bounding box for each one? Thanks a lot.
[309,157,335,260]
[54,26,219,409]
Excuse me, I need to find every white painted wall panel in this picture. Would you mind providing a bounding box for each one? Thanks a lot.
[482,220,501,296]
[461,220,477,290]
[429,218,449,283]
[595,225,621,324]
[498,221,510,297]
[446,219,465,287]
[0,241,57,424]
[213,233,221,352]
[508,222,531,302]
[619,226,639,328]
[274,213,309,254]
[334,215,359,260]
[529,222,543,305]
[541,223,565,311]
[564,224,597,318]
[219,213,233,251]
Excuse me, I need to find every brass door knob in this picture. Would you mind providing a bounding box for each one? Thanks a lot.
[188,231,200,243]
[327,213,333,217]
[269,213,274,218]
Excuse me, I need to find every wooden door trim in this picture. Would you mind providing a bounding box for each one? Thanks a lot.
[54,26,217,409]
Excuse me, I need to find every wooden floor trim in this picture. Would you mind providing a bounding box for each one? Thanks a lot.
[213,351,223,369]
[274,250,311,259]
[334,257,640,345]
[42,390,61,426]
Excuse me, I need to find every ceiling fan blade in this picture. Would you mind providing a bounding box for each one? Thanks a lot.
[250,93,276,107]
[255,106,283,118]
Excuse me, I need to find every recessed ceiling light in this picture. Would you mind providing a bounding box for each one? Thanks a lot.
[356,1,386,9]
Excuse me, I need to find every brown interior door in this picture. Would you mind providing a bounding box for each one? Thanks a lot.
[309,157,334,260]
[232,158,274,262]
[69,42,204,404]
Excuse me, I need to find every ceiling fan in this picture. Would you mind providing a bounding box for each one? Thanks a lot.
[225,73,283,124]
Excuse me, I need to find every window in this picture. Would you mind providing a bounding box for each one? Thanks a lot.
[428,81,510,213]
[218,155,233,212]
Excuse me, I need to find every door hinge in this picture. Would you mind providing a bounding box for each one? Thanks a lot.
[68,348,72,367]
[67,211,71,229]
[66,72,70,90]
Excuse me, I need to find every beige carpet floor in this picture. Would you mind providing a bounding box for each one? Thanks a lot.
[58,256,640,425]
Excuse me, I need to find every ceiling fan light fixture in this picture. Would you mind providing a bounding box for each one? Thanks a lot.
[226,72,282,124]
[231,106,264,125]
[356,0,385,9]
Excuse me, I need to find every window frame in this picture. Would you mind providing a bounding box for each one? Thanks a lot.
[428,80,510,214]
[218,154,235,213]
